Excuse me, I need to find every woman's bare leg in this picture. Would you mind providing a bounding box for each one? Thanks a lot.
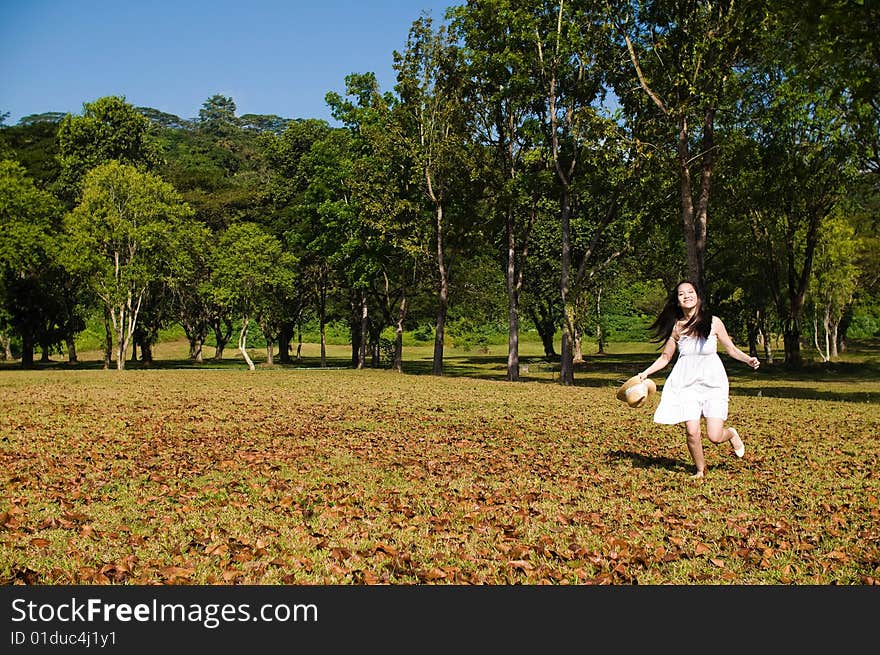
[685,419,705,478]
[705,418,742,450]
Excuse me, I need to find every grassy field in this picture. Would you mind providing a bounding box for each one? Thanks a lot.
[1,339,878,585]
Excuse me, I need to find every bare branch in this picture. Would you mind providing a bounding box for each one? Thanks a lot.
[623,31,668,115]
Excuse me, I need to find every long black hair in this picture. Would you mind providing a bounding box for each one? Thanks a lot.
[648,280,713,344]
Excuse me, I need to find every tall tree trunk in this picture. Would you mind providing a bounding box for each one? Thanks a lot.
[103,306,113,369]
[115,307,127,371]
[370,335,380,368]
[141,340,153,365]
[65,335,78,363]
[596,286,605,355]
[358,291,368,370]
[542,51,577,386]
[433,287,448,376]
[760,326,773,363]
[350,295,359,367]
[747,311,759,358]
[20,331,35,368]
[211,317,232,361]
[830,320,839,359]
[432,201,448,377]
[527,305,558,359]
[822,306,831,362]
[189,334,204,363]
[503,195,534,382]
[318,280,327,368]
[837,309,852,354]
[755,308,773,363]
[783,318,803,368]
[394,295,407,373]
[559,195,575,386]
[239,316,254,370]
[278,322,292,364]
[678,113,712,289]
[813,312,828,362]
[505,207,520,381]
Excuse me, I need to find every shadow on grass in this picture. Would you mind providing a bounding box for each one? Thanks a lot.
[608,449,743,475]
[607,449,689,474]
[0,355,357,373]
[728,387,879,403]
[2,341,878,406]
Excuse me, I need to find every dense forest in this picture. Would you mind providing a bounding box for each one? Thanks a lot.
[1,0,877,381]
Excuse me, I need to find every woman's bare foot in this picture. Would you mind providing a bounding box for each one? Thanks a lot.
[690,470,705,480]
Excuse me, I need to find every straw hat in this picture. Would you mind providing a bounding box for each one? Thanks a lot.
[616,375,657,408]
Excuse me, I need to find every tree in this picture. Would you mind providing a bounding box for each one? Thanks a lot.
[327,72,414,370]
[198,95,240,135]
[64,161,194,369]
[396,14,477,376]
[0,117,62,187]
[607,0,763,288]
[0,160,63,367]
[724,31,858,367]
[209,222,297,370]
[56,96,162,204]
[536,2,634,385]
[136,107,193,130]
[17,112,67,126]
[349,101,425,372]
[166,219,214,362]
[239,113,292,135]
[261,117,334,364]
[448,1,545,381]
[276,119,356,368]
[810,215,859,361]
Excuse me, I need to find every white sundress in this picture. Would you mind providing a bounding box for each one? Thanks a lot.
[653,327,729,424]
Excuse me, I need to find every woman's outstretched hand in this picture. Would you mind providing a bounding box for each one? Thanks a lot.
[747,356,760,370]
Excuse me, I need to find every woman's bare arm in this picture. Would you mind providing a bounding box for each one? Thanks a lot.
[714,317,760,369]
[639,333,678,380]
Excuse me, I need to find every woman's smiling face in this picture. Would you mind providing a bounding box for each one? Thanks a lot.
[677,282,699,311]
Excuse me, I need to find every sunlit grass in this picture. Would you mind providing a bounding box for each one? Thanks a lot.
[1,340,878,585]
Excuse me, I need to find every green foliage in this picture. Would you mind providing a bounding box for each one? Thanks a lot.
[411,323,434,343]
[0,160,60,269]
[297,319,353,345]
[446,317,501,351]
[136,107,193,130]
[64,161,194,295]
[198,94,239,134]
[17,113,67,126]
[2,3,876,372]
[56,96,163,204]
[0,160,66,360]
[811,215,860,322]
[63,161,194,366]
[209,222,297,317]
[239,113,292,135]
[847,312,879,339]
[0,119,61,187]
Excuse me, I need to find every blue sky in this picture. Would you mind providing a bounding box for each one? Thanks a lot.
[1,0,453,126]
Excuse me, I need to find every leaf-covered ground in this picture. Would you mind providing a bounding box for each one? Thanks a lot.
[1,342,878,585]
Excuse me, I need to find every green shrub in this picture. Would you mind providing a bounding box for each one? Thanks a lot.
[848,313,879,339]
